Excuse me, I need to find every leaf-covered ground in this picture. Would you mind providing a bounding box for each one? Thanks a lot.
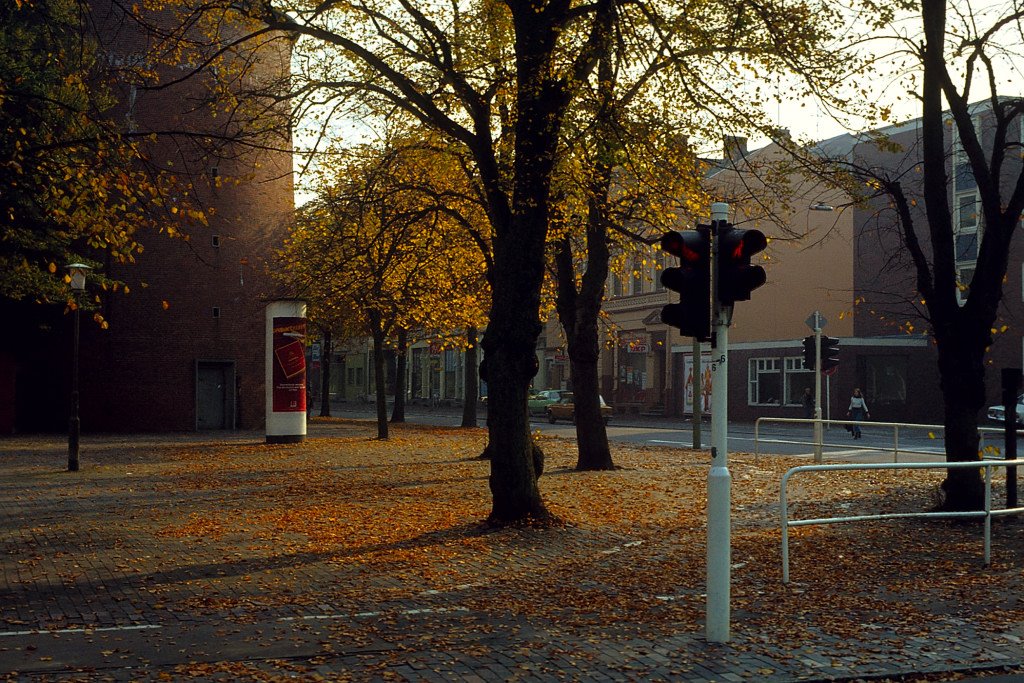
[1,418,1022,681]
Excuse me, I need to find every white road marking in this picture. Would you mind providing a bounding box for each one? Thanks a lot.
[0,624,162,638]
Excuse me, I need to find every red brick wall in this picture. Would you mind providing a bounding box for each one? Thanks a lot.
[68,5,295,432]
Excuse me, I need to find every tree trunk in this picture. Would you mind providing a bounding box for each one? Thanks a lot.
[555,236,614,471]
[319,328,332,417]
[478,3,583,526]
[461,326,479,428]
[935,327,987,510]
[569,346,613,470]
[369,312,388,440]
[391,328,407,423]
[553,29,615,472]
[920,1,986,512]
[482,330,550,524]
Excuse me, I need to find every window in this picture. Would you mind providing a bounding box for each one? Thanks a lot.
[954,162,977,191]
[611,274,622,297]
[783,357,814,406]
[212,307,220,319]
[748,358,781,405]
[862,355,908,408]
[212,234,220,248]
[632,260,643,295]
[957,194,978,229]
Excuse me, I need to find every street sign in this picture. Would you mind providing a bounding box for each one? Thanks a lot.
[805,311,827,331]
[311,342,321,362]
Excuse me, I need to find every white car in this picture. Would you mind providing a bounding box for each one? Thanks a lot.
[987,394,1024,426]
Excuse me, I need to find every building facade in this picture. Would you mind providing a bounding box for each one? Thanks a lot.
[1,5,294,433]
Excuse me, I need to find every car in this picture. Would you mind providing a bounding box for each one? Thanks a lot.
[987,393,1024,426]
[528,389,568,415]
[545,393,613,425]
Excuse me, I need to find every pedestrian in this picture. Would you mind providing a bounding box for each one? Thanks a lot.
[847,388,870,439]
[802,387,815,420]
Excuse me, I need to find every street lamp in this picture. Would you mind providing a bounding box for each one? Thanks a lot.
[66,263,91,472]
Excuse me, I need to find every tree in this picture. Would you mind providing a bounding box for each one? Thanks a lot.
[133,0,868,524]
[281,137,490,438]
[545,0,861,470]
[816,1,1024,510]
[0,0,188,309]
[903,1,1023,510]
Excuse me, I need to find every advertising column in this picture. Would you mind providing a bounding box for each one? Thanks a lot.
[265,299,307,443]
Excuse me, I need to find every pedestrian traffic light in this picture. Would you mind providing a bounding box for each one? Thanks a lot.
[821,336,840,371]
[716,224,767,305]
[660,227,711,341]
[802,335,816,370]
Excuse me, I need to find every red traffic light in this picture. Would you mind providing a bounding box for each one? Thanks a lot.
[717,226,767,304]
[661,230,706,263]
[659,228,711,341]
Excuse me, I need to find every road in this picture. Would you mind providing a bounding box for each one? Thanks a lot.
[326,402,961,462]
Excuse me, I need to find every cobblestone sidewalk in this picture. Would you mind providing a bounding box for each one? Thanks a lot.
[1,424,1022,681]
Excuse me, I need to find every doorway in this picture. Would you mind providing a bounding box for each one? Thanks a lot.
[196,361,236,430]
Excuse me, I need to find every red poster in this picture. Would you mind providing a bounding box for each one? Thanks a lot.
[272,317,306,412]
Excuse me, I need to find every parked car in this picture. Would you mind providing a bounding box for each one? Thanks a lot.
[545,393,613,425]
[987,393,1024,426]
[528,389,568,415]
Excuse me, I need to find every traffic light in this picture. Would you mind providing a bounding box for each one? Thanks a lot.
[821,336,840,371]
[659,227,711,341]
[716,224,767,305]
[802,335,816,370]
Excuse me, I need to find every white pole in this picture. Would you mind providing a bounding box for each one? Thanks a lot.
[826,373,831,428]
[707,201,731,643]
[814,316,823,463]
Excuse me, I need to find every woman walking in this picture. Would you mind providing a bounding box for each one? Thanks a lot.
[847,388,870,439]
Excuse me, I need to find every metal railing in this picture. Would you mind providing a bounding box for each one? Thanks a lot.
[780,459,1024,583]
[754,416,1017,462]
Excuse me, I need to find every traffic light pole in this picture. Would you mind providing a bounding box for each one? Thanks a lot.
[707,202,731,643]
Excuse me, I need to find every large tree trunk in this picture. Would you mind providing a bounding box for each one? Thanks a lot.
[319,328,332,417]
[478,1,590,525]
[935,325,987,510]
[391,328,407,423]
[461,326,479,428]
[483,137,557,524]
[369,312,388,440]
[481,328,549,524]
[920,1,984,511]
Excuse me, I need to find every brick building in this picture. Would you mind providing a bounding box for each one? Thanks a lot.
[0,4,294,433]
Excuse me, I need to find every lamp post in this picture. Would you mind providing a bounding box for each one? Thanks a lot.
[66,263,91,472]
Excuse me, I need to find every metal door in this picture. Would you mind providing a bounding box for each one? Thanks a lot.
[197,361,235,429]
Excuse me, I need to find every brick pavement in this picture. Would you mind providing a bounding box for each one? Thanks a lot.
[1,423,1023,682]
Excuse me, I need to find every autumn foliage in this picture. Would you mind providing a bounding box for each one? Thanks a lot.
[3,422,1023,679]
